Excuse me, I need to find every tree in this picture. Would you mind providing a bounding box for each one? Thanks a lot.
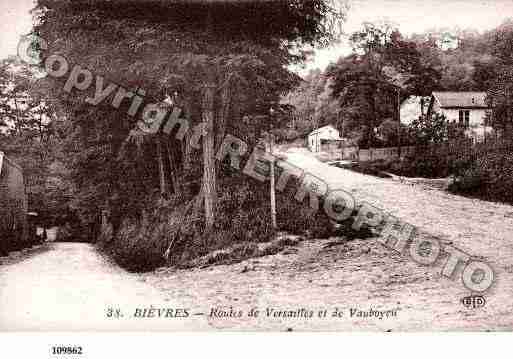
[327,23,425,148]
[33,0,346,238]
[282,69,340,136]
[486,20,513,136]
[409,113,450,145]
[0,58,72,227]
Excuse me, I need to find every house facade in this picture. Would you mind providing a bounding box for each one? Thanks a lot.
[428,92,492,142]
[307,125,343,153]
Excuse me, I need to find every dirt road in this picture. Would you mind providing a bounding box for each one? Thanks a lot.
[1,237,512,331]
[1,148,512,331]
[0,243,207,331]
[281,148,513,266]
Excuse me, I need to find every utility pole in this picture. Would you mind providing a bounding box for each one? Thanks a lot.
[340,110,345,138]
[156,134,167,199]
[202,79,216,232]
[339,109,345,159]
[315,109,320,153]
[269,107,277,230]
[397,88,402,158]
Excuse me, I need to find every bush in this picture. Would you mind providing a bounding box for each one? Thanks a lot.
[96,169,373,272]
[397,151,450,178]
[98,211,170,272]
[449,150,513,204]
[450,166,482,192]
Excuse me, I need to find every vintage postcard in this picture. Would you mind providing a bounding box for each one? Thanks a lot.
[1,0,513,337]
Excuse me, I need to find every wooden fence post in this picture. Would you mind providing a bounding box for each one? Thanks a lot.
[268,133,277,230]
[202,80,217,232]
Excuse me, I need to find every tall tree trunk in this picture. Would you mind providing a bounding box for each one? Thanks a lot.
[38,113,46,163]
[202,78,217,231]
[183,98,194,171]
[216,82,230,149]
[165,139,180,195]
[369,87,378,148]
[13,95,22,135]
[216,78,232,172]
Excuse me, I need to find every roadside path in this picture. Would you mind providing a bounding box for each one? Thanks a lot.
[0,243,206,331]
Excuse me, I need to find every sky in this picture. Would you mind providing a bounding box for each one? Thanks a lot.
[301,0,513,74]
[0,0,34,60]
[1,0,513,70]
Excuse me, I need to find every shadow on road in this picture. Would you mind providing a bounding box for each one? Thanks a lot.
[0,243,53,267]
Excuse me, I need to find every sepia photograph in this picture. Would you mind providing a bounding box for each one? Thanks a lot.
[1,0,513,342]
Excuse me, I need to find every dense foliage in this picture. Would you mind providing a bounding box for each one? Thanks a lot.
[0,57,74,228]
[448,140,513,204]
[26,0,347,269]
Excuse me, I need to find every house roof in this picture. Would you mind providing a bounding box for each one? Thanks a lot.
[0,151,22,175]
[432,91,488,109]
[310,125,336,135]
[309,125,343,140]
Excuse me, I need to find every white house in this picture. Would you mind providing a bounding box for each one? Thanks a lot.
[307,125,343,153]
[428,92,489,125]
[428,91,492,142]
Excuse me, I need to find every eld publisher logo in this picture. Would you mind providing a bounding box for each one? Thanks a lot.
[461,295,486,309]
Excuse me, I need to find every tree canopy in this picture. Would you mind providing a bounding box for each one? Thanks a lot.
[28,0,346,244]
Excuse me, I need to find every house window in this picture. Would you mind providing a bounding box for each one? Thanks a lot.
[459,110,470,128]
[484,111,492,127]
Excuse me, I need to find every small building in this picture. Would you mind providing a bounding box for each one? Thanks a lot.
[428,92,489,125]
[428,91,492,142]
[0,151,29,253]
[307,125,343,153]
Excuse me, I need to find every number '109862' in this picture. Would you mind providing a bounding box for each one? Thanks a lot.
[52,346,83,355]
